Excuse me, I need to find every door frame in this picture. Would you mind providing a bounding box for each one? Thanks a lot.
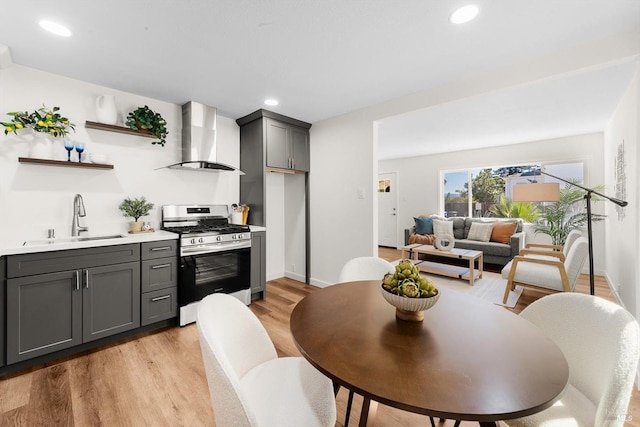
[378,171,399,248]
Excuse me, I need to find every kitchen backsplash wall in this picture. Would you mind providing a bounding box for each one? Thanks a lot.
[0,64,240,243]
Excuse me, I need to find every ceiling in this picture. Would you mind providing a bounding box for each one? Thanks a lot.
[0,1,638,158]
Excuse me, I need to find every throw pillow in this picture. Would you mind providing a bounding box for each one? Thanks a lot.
[432,219,454,236]
[413,217,434,235]
[467,222,494,242]
[490,222,518,244]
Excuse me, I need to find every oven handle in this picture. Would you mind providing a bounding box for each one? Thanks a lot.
[180,240,251,256]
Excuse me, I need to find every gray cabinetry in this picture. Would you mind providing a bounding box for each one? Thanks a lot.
[140,241,177,326]
[83,262,140,343]
[5,244,141,364]
[250,231,266,299]
[7,270,82,364]
[265,117,310,172]
[237,110,311,284]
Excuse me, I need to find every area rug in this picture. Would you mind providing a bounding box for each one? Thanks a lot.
[390,260,523,308]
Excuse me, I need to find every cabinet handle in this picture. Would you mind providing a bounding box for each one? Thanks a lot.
[151,295,171,302]
[151,246,172,251]
[151,263,171,269]
[75,270,80,291]
[85,269,89,289]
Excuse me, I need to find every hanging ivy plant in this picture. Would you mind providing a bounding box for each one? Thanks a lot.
[125,105,168,147]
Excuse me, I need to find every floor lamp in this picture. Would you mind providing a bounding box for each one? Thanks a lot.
[513,171,628,295]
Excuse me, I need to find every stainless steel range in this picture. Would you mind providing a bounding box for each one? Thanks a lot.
[162,204,251,326]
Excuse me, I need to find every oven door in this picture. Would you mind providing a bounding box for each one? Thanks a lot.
[179,247,251,306]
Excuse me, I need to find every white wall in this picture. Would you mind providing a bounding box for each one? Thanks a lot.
[379,133,606,273]
[309,30,637,287]
[284,173,306,282]
[0,65,240,244]
[265,172,285,280]
[604,64,639,317]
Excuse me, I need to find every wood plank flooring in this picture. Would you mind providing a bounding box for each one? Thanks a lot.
[0,247,636,426]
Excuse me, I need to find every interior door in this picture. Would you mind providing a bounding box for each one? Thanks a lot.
[378,172,398,248]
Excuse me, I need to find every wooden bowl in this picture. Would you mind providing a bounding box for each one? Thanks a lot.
[380,285,440,322]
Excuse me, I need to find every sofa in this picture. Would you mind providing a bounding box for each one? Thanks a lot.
[404,216,525,267]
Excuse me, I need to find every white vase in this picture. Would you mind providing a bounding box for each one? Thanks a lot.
[96,95,118,125]
[29,132,54,159]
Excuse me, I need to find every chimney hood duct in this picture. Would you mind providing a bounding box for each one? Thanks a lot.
[167,101,244,174]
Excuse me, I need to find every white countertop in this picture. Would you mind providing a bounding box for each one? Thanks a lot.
[0,230,179,256]
[249,225,266,232]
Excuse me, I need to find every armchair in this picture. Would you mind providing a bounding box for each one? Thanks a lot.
[518,229,582,262]
[501,237,588,304]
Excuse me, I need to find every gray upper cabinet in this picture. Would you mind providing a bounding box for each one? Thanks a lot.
[237,109,311,227]
[264,117,310,172]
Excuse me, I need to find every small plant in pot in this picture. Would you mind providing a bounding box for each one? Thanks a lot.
[125,105,168,147]
[118,197,154,232]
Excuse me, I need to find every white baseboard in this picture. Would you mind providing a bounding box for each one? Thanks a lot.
[284,270,306,282]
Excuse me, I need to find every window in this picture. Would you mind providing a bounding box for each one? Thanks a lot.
[442,162,583,219]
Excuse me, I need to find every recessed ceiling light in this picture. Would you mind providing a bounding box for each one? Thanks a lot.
[264,99,279,106]
[449,5,479,24]
[39,20,72,37]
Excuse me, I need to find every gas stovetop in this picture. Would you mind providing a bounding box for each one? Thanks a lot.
[163,223,250,236]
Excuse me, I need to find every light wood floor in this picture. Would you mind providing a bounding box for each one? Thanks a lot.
[0,248,636,426]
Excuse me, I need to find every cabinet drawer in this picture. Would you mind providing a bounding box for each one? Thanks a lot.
[141,257,178,293]
[141,288,177,326]
[141,240,178,260]
[7,244,140,278]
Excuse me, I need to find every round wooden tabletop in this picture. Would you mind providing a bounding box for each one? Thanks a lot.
[290,281,569,423]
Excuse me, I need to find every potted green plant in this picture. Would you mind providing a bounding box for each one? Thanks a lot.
[125,105,168,147]
[118,197,154,232]
[534,181,605,245]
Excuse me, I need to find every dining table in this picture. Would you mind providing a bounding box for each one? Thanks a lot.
[289,281,569,427]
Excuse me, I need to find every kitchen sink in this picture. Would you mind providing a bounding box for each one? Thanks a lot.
[23,234,125,246]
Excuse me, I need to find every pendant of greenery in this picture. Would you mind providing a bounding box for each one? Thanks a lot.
[125,105,168,147]
[118,197,154,222]
[2,105,75,137]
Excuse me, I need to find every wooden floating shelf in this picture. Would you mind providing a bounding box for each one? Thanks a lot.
[18,157,114,169]
[85,120,154,138]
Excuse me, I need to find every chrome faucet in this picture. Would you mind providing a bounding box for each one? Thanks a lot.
[72,194,89,236]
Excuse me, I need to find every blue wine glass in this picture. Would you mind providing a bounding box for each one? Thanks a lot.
[75,142,85,163]
[64,139,74,162]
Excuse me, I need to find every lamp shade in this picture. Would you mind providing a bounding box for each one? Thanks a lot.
[512,182,560,202]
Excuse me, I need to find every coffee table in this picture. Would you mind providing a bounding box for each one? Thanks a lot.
[401,243,483,285]
[290,281,569,427]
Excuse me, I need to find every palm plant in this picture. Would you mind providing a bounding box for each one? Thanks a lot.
[534,181,605,245]
[489,195,540,223]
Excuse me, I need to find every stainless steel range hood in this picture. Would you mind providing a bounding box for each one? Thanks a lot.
[167,101,244,174]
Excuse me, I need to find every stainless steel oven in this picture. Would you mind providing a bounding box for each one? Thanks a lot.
[162,205,252,326]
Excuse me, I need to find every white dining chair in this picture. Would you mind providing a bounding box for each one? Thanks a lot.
[337,256,394,427]
[196,293,336,427]
[504,292,640,426]
[338,256,395,283]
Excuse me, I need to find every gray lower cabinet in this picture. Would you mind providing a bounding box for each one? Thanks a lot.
[83,262,140,343]
[250,231,266,299]
[7,270,82,364]
[140,241,178,325]
[6,262,141,364]
[5,244,142,365]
